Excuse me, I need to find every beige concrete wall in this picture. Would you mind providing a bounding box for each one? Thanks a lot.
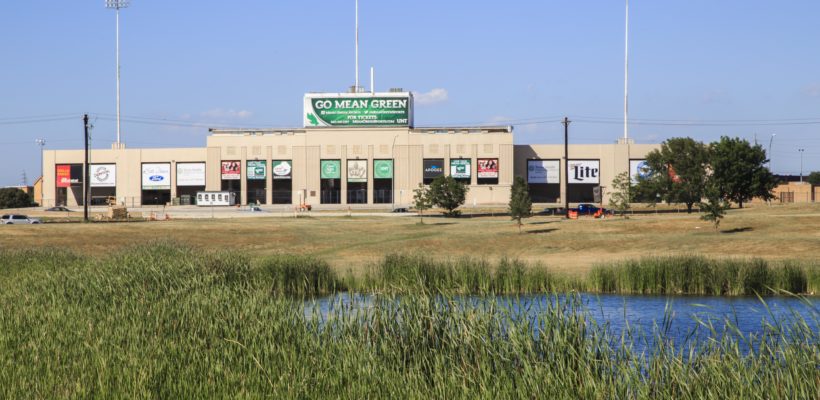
[513,143,660,205]
[206,126,514,206]
[43,127,661,208]
[43,147,209,207]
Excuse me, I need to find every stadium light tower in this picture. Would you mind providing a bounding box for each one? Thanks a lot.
[106,0,129,148]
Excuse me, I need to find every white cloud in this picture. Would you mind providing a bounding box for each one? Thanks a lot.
[412,88,448,105]
[200,109,253,119]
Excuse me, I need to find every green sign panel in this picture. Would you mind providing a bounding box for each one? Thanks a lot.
[304,95,411,127]
[450,159,471,179]
[321,160,341,179]
[374,160,393,179]
[247,161,266,180]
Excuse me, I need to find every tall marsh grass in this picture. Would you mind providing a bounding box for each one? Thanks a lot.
[360,253,576,294]
[0,243,817,398]
[589,256,820,296]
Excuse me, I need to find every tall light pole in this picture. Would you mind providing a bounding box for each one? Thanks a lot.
[35,139,46,181]
[354,0,359,92]
[623,0,629,140]
[106,0,129,148]
[391,133,398,210]
[799,148,805,183]
[768,134,776,173]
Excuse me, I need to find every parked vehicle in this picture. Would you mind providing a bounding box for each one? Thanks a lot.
[45,206,71,212]
[573,203,611,215]
[1,214,42,224]
[392,207,408,213]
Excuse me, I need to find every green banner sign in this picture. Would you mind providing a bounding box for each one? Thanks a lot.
[304,94,411,127]
[321,160,341,179]
[450,159,471,179]
[247,161,266,180]
[374,160,393,179]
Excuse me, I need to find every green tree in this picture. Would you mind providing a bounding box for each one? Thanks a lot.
[508,176,532,233]
[637,137,709,213]
[412,183,433,224]
[428,175,468,217]
[709,136,776,208]
[807,171,820,186]
[0,188,33,209]
[608,171,632,217]
[699,183,730,231]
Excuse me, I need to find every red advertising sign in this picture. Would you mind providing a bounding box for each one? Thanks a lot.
[668,164,682,183]
[477,158,499,178]
[56,165,71,187]
[221,161,241,180]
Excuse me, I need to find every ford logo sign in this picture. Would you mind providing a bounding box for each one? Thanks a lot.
[149,175,164,182]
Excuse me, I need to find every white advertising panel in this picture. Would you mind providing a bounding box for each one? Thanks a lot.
[629,160,651,184]
[527,160,560,184]
[568,160,600,184]
[272,160,292,180]
[90,164,116,187]
[450,159,471,179]
[142,163,171,190]
[347,159,368,182]
[177,163,206,186]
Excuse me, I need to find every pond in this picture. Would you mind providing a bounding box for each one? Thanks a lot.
[306,292,818,352]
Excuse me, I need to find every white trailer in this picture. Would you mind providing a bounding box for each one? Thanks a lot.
[196,191,237,206]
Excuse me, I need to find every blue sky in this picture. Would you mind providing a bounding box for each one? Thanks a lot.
[1,0,819,186]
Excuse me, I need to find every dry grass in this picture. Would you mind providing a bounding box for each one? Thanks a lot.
[1,203,818,275]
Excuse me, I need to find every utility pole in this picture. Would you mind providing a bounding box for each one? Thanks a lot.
[799,148,805,183]
[84,114,90,222]
[563,117,571,218]
[768,134,776,173]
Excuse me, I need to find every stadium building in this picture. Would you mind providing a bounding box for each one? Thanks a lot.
[42,91,659,208]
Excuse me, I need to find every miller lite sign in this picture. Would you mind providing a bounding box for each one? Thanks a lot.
[568,160,600,184]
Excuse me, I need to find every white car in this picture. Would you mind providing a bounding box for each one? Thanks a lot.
[1,214,42,224]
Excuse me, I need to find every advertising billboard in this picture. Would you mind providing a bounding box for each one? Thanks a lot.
[247,161,266,180]
[90,164,116,187]
[56,165,71,188]
[69,165,83,185]
[272,160,292,180]
[450,159,471,179]
[57,164,83,187]
[423,159,444,180]
[629,160,651,184]
[347,160,368,183]
[176,163,206,187]
[374,160,393,179]
[527,160,560,184]
[142,163,171,190]
[477,159,499,179]
[304,92,413,127]
[221,161,241,180]
[568,160,600,184]
[321,160,341,179]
